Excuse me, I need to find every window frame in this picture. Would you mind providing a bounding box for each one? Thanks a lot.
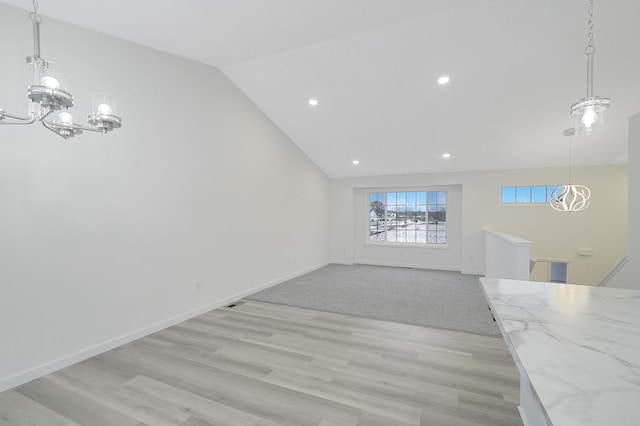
[499,185,562,206]
[367,187,449,249]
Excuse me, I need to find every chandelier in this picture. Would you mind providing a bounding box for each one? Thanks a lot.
[550,128,591,212]
[0,0,122,139]
[570,0,609,136]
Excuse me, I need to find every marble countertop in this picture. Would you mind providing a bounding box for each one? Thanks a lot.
[480,278,640,426]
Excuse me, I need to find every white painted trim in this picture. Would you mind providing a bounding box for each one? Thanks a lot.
[365,187,450,248]
[355,260,460,272]
[244,261,330,297]
[485,229,532,247]
[0,261,329,392]
[330,259,355,265]
[366,242,450,250]
[531,257,572,264]
[461,269,485,276]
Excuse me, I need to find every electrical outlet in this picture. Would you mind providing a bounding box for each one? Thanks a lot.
[195,281,201,292]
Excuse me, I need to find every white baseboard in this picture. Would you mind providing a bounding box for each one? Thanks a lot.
[244,261,330,296]
[461,269,485,276]
[0,260,329,393]
[330,259,354,265]
[355,259,461,272]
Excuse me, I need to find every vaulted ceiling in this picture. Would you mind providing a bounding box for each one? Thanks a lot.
[3,0,639,177]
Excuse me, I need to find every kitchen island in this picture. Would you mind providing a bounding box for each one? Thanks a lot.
[480,278,640,426]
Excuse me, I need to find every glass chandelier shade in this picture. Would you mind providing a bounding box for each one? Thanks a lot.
[571,0,609,136]
[571,97,609,135]
[47,110,83,138]
[27,59,73,114]
[88,92,121,132]
[0,0,122,139]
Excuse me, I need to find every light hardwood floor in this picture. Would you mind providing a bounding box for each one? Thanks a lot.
[0,300,522,426]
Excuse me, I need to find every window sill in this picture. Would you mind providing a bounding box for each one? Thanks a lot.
[366,242,449,250]
[499,202,552,207]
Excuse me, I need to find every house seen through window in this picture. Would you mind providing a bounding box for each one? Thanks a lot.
[369,191,447,245]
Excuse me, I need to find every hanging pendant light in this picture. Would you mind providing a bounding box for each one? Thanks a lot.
[0,0,122,139]
[571,0,609,136]
[550,128,591,212]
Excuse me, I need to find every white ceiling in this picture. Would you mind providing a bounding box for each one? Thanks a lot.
[3,0,639,177]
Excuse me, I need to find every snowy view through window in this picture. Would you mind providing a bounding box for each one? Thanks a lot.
[369,191,446,245]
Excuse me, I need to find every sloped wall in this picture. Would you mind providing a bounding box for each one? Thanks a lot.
[0,3,330,390]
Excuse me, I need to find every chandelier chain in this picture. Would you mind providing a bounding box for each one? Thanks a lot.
[29,0,42,23]
[586,0,595,55]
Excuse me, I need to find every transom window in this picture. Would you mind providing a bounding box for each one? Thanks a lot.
[369,191,447,245]
[501,186,560,204]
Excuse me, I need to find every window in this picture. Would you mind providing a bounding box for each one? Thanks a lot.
[369,190,446,245]
[531,260,568,284]
[501,185,560,204]
[550,262,568,283]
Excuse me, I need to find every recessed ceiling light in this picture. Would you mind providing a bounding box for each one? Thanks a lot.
[308,98,319,106]
[352,160,360,165]
[442,153,451,158]
[438,76,450,85]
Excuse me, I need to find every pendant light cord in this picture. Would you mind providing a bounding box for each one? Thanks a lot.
[569,134,573,184]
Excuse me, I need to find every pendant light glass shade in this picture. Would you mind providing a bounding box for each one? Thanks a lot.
[571,0,609,136]
[88,92,121,132]
[571,97,609,136]
[27,59,73,113]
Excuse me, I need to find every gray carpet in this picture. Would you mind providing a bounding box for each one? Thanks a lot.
[247,264,501,337]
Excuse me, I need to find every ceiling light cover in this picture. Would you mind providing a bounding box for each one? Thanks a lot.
[308,98,319,106]
[352,160,360,165]
[438,76,450,85]
[442,153,451,158]
[0,0,122,139]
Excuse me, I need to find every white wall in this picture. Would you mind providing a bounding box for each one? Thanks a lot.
[607,113,640,289]
[331,165,627,283]
[0,4,330,390]
[484,230,531,280]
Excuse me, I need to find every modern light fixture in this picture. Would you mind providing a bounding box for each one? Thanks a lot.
[550,128,591,212]
[570,0,609,136]
[352,160,360,165]
[308,98,319,106]
[437,76,450,85]
[0,0,122,139]
[442,153,451,158]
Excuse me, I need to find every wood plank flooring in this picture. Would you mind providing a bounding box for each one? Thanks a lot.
[0,300,522,426]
